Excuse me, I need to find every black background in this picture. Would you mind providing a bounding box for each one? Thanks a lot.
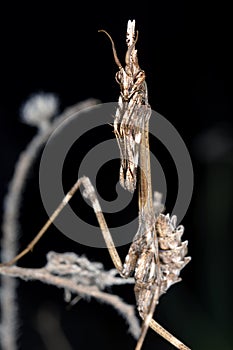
[0,1,233,350]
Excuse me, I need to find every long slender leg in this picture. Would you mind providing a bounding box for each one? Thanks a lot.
[0,178,83,266]
[81,177,123,272]
[0,176,122,272]
[135,287,160,350]
[149,319,191,350]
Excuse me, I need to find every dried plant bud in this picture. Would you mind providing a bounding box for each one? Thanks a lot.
[21,92,59,130]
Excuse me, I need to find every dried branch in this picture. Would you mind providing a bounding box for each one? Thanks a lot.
[0,97,99,350]
[0,252,140,340]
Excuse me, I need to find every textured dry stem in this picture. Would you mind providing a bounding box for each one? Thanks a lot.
[0,252,140,340]
[0,98,99,350]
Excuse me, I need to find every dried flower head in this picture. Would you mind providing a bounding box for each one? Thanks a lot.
[21,92,59,130]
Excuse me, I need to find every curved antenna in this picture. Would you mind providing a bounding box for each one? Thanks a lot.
[98,30,122,69]
[125,30,139,67]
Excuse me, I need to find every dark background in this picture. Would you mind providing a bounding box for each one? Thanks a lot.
[0,1,233,350]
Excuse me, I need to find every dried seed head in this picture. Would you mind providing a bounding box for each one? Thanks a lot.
[21,92,59,130]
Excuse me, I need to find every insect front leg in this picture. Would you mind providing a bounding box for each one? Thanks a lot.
[1,176,123,275]
[79,177,123,274]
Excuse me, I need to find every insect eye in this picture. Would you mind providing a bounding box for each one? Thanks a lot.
[135,70,145,81]
[115,71,122,84]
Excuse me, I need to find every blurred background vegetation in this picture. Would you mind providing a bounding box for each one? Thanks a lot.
[0,1,232,349]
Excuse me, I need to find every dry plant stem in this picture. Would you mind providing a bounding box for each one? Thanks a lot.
[0,98,98,350]
[0,264,140,339]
